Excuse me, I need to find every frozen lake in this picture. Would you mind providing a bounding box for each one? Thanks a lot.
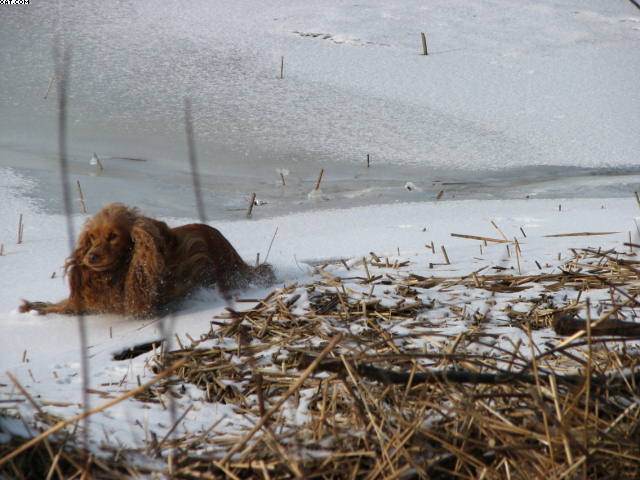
[1,0,639,219]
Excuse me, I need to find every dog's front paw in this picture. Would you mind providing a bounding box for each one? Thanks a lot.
[19,300,50,315]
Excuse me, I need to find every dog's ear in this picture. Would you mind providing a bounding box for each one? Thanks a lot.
[64,227,92,274]
[124,218,174,317]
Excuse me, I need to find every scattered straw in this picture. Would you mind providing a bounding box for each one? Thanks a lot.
[3,242,639,479]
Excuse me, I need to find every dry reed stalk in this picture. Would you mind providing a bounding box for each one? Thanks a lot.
[366,153,370,168]
[279,172,286,186]
[440,246,450,264]
[0,244,3,256]
[17,214,24,244]
[6,372,44,415]
[436,190,444,200]
[544,231,620,238]
[91,153,104,172]
[0,357,188,467]
[340,356,393,470]
[42,76,55,100]
[76,181,87,214]
[280,56,284,79]
[451,233,507,243]
[635,191,640,209]
[264,227,278,264]
[583,299,592,465]
[7,240,640,479]
[490,220,509,242]
[315,168,324,190]
[362,257,371,281]
[420,33,428,55]
[246,193,256,218]
[220,334,342,463]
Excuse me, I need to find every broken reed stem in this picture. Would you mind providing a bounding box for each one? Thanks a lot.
[17,214,24,244]
[436,190,444,200]
[6,371,44,415]
[490,220,509,242]
[363,257,371,280]
[220,334,342,464]
[0,244,3,256]
[441,245,450,265]
[92,153,104,172]
[158,404,194,447]
[451,233,506,243]
[514,237,521,274]
[0,357,188,468]
[584,299,592,452]
[315,168,324,190]
[634,191,640,209]
[420,32,428,55]
[264,227,278,264]
[76,180,87,214]
[43,76,55,100]
[280,56,284,79]
[366,153,370,168]
[279,172,286,186]
[544,231,619,238]
[255,253,260,267]
[246,193,257,218]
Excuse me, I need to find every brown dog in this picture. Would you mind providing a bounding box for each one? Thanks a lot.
[20,203,275,318]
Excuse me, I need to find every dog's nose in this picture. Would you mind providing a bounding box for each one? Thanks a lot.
[88,253,100,264]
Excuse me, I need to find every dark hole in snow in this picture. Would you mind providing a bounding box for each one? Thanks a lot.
[112,339,164,360]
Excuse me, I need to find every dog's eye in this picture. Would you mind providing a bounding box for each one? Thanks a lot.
[107,233,118,241]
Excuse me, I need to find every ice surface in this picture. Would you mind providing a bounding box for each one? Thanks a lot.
[1,0,639,219]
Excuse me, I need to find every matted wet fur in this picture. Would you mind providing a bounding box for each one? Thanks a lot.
[20,203,275,318]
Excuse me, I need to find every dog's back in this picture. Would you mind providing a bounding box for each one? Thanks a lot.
[170,223,275,296]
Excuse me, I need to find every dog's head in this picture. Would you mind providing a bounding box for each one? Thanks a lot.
[74,204,139,272]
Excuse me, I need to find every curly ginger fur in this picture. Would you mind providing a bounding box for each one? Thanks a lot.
[20,204,275,318]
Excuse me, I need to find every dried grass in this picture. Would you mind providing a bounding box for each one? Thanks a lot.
[2,245,639,479]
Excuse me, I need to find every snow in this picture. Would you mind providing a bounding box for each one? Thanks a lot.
[2,164,639,454]
[0,0,639,465]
